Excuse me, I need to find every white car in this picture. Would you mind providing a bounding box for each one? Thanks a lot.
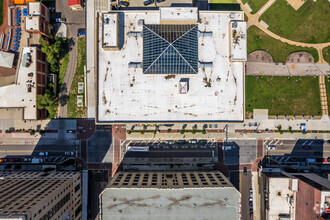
[267,145,277,150]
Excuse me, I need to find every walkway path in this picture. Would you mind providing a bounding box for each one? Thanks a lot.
[238,0,330,116]
[319,76,329,116]
[237,0,330,64]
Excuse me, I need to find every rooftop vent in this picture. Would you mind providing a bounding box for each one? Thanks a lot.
[198,61,213,68]
[198,31,213,37]
[128,32,142,37]
[128,62,142,68]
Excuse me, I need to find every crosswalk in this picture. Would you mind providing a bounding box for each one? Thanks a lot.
[263,139,283,147]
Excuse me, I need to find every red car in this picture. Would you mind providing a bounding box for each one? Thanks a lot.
[303,146,311,150]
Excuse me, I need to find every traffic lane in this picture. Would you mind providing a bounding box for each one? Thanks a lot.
[0,144,77,157]
[124,150,215,158]
[240,171,253,220]
[267,149,330,158]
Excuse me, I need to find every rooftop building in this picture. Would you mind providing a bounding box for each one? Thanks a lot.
[97,7,246,123]
[0,171,82,220]
[100,171,241,220]
[265,172,330,220]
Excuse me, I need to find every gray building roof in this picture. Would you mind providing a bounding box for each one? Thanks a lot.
[0,51,15,68]
[100,171,241,220]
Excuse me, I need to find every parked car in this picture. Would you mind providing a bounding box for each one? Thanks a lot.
[249,188,253,198]
[249,200,253,207]
[39,152,48,156]
[290,158,298,162]
[55,18,66,23]
[156,0,165,3]
[144,0,154,6]
[177,140,186,145]
[328,157,330,162]
[119,1,130,7]
[303,145,311,150]
[198,140,208,145]
[188,139,197,144]
[78,32,86,37]
[314,152,322,156]
[243,167,247,176]
[165,140,175,145]
[267,145,277,150]
[250,208,253,219]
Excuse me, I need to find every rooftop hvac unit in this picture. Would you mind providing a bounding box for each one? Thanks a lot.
[198,31,212,37]
[230,13,236,19]
[128,62,142,68]
[138,19,144,26]
[198,61,213,68]
[128,32,142,37]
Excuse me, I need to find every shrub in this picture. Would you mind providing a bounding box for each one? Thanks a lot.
[30,130,36,136]
[127,130,132,134]
[192,130,197,134]
[140,130,145,134]
[202,130,206,134]
[180,130,185,134]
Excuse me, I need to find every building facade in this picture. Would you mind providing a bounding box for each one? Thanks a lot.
[0,171,82,220]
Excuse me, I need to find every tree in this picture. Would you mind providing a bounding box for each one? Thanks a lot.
[40,37,68,73]
[37,89,58,119]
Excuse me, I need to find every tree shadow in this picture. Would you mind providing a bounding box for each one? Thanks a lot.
[68,37,75,52]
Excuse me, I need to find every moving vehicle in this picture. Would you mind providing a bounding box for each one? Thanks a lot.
[55,18,66,23]
[144,0,154,6]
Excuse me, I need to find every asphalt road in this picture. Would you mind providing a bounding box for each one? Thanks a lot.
[56,0,85,118]
[0,144,77,157]
[224,140,257,165]
[240,171,253,220]
[265,139,330,160]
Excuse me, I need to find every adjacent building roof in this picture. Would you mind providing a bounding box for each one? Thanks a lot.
[0,51,15,68]
[100,171,241,220]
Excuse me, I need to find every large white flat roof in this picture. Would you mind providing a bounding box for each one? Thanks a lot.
[97,9,245,123]
[25,16,39,31]
[100,188,240,220]
[0,47,37,120]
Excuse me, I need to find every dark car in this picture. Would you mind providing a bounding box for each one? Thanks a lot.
[290,158,297,162]
[198,140,208,145]
[243,167,247,176]
[144,0,154,6]
[249,200,253,207]
[156,0,165,3]
[177,140,186,145]
[119,1,130,7]
[250,208,253,219]
[328,157,330,162]
[314,152,322,156]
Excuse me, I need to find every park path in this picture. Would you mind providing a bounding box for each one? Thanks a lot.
[238,0,330,64]
[239,0,330,116]
[319,76,328,116]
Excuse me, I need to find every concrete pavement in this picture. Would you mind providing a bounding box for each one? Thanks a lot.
[246,62,330,76]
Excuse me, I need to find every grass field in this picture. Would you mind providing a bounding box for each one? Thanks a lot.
[247,26,319,62]
[67,37,87,118]
[326,76,330,113]
[0,0,3,26]
[245,76,322,116]
[59,53,69,85]
[259,0,330,43]
[242,0,268,14]
[323,46,330,63]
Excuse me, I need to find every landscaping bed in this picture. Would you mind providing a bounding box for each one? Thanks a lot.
[67,37,87,118]
[245,76,322,116]
[323,46,330,63]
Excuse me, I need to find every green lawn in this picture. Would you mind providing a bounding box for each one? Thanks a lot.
[326,76,330,114]
[67,37,87,118]
[259,0,330,43]
[0,0,3,26]
[323,46,330,63]
[59,53,69,85]
[242,0,268,14]
[245,76,322,116]
[247,25,319,62]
